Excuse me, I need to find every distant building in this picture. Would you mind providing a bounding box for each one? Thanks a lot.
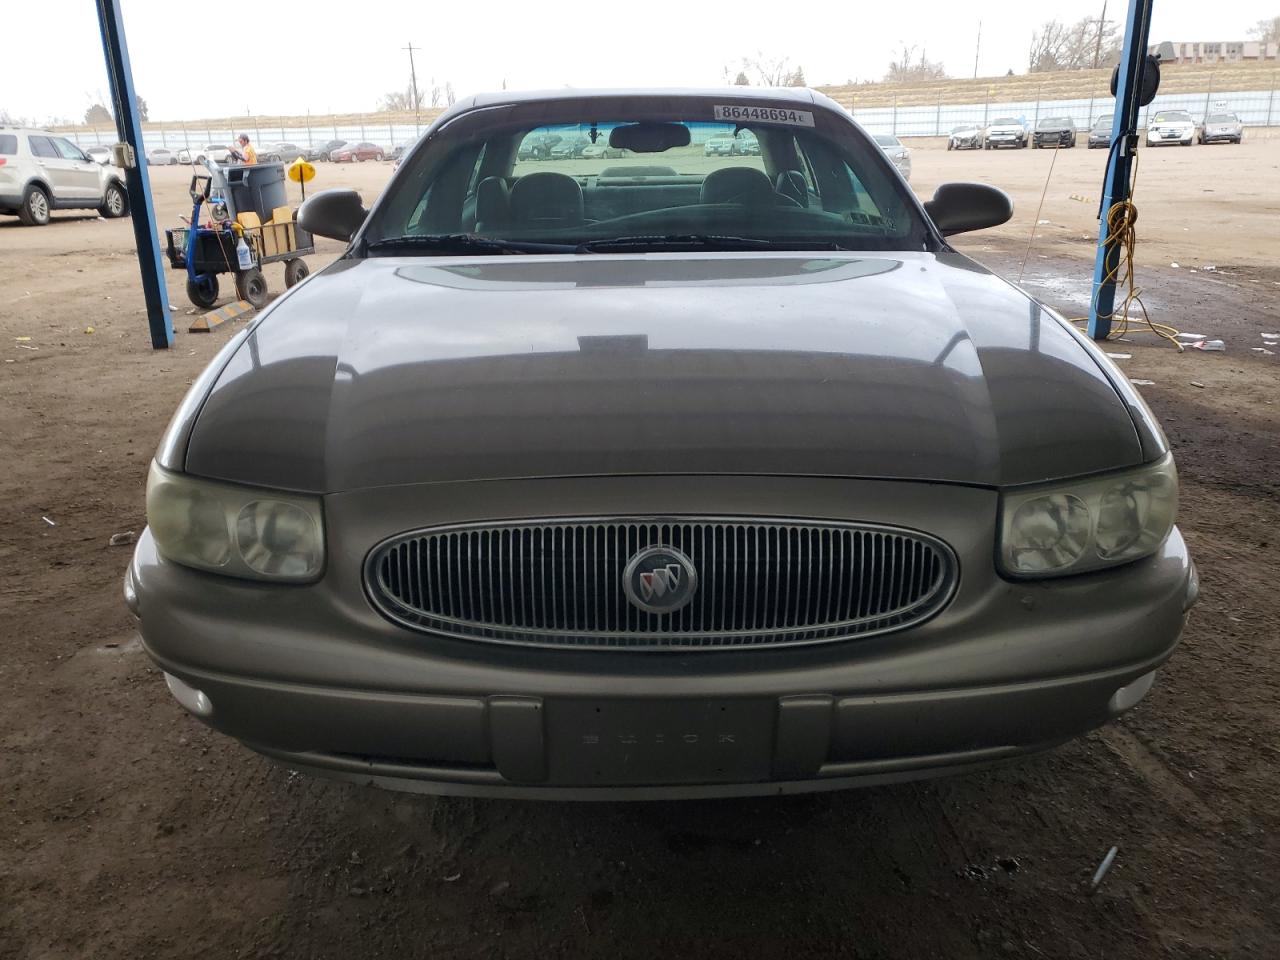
[1151,41,1279,64]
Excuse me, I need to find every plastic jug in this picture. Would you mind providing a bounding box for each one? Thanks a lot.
[236,237,254,270]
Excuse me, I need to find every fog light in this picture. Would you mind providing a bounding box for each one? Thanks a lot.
[164,672,213,717]
[1108,670,1156,715]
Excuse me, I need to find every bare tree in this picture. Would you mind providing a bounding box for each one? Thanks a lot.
[84,103,112,125]
[733,70,750,86]
[740,53,794,87]
[786,65,807,87]
[1028,17,1121,72]
[445,81,456,107]
[1250,15,1280,44]
[885,45,947,83]
[380,84,424,111]
[429,80,442,109]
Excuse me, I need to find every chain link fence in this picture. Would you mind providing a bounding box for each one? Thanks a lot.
[845,81,1279,137]
[54,78,1280,153]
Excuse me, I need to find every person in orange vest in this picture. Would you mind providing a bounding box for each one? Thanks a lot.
[233,133,257,165]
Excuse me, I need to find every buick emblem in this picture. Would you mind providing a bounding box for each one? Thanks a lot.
[622,545,698,615]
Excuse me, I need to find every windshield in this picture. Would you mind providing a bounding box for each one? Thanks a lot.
[1093,115,1113,128]
[1207,114,1236,123]
[1037,118,1071,129]
[364,98,929,254]
[991,117,1019,126]
[872,134,901,148]
[1153,112,1192,123]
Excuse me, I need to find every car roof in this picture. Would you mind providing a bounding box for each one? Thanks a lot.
[439,86,840,125]
[462,86,819,109]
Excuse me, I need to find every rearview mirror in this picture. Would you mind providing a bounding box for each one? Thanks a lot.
[298,189,368,242]
[923,182,1013,237]
[608,122,691,153]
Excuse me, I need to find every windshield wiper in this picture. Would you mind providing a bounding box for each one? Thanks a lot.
[577,234,845,253]
[365,234,572,256]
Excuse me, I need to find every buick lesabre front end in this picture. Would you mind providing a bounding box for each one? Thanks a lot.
[129,89,1195,799]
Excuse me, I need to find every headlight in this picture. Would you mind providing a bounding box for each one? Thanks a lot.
[146,461,324,582]
[999,455,1177,578]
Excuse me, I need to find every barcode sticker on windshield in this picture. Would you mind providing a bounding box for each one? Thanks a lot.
[713,105,815,127]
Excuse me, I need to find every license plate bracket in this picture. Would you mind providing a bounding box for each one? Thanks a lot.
[545,699,775,786]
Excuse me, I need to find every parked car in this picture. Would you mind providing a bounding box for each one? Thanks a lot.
[550,136,592,160]
[308,140,347,162]
[580,141,628,159]
[388,144,407,164]
[147,147,177,165]
[134,88,1194,801]
[1199,113,1243,145]
[947,123,982,150]
[984,117,1027,149]
[873,133,911,180]
[260,142,306,162]
[516,134,562,160]
[1145,110,1196,147]
[0,126,130,225]
[177,144,234,165]
[85,145,113,164]
[704,135,738,156]
[735,131,761,156]
[1032,117,1077,149]
[331,142,384,162]
[1087,115,1113,149]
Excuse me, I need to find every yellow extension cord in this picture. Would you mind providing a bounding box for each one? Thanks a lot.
[1069,151,1184,351]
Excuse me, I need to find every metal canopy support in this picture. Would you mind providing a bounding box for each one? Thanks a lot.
[1088,0,1155,340]
[95,0,174,349]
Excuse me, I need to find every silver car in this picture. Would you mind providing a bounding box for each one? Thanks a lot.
[872,133,911,180]
[947,123,982,150]
[1199,112,1243,145]
[129,88,1194,800]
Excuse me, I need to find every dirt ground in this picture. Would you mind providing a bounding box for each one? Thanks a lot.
[2,142,1278,959]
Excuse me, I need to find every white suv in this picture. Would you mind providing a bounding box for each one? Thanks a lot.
[0,127,130,226]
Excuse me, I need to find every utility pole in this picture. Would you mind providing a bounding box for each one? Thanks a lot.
[403,42,421,113]
[1091,1,1110,69]
[973,21,982,79]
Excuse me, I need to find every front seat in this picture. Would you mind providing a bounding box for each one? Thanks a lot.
[509,172,584,230]
[474,176,511,233]
[699,167,776,206]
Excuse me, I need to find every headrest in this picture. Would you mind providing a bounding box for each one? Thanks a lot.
[700,166,776,205]
[510,172,584,226]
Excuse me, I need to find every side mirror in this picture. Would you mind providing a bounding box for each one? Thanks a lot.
[923,182,1013,237]
[298,189,368,242]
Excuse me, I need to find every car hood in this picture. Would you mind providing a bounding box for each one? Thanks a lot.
[183,252,1144,494]
[987,125,1023,133]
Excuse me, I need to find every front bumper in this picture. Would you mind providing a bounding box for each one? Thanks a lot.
[131,475,1194,799]
[1147,130,1193,145]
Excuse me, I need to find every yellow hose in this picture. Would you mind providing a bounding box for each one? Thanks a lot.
[1071,152,1184,351]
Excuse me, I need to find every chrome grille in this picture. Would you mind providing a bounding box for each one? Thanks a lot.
[365,518,957,650]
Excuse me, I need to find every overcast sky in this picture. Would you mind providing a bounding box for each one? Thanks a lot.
[2,0,1274,122]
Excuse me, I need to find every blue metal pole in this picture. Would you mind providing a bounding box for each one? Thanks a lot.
[95,0,174,349]
[1088,0,1155,340]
